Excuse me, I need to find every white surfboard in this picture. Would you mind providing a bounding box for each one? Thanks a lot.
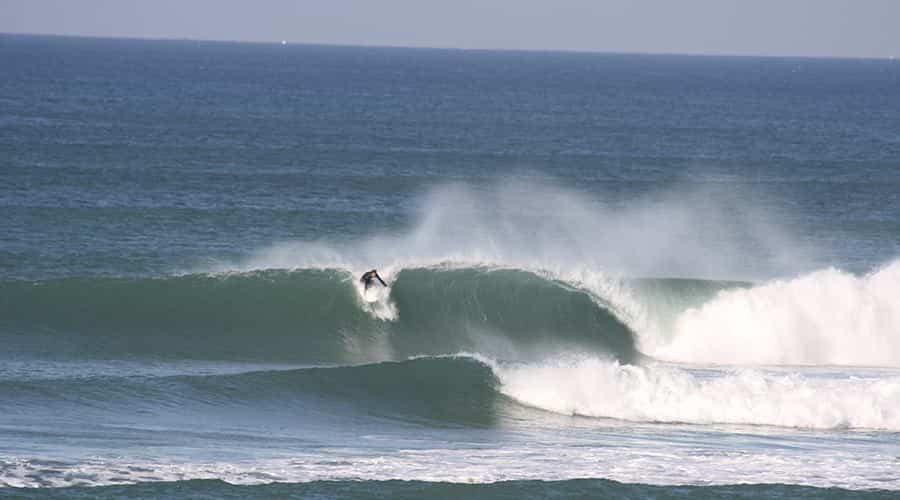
[363,287,380,303]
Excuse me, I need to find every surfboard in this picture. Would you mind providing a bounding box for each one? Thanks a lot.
[363,287,380,303]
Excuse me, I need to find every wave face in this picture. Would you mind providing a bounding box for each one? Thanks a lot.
[4,356,504,427]
[0,267,637,364]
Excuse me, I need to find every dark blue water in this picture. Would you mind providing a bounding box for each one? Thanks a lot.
[1,34,899,496]
[3,34,899,279]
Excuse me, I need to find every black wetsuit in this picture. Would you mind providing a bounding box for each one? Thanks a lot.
[360,270,387,290]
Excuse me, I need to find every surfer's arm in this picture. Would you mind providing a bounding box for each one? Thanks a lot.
[376,274,387,287]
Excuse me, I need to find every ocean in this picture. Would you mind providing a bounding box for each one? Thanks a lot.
[1,34,899,498]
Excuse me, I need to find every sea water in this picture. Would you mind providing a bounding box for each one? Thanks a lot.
[1,34,899,498]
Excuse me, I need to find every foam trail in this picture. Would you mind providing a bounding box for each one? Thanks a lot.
[493,356,900,430]
[4,446,899,490]
[649,261,900,367]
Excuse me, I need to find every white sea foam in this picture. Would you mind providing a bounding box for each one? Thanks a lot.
[492,355,900,430]
[3,435,898,490]
[648,262,900,367]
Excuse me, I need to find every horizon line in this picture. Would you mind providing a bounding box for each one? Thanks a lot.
[2,30,895,62]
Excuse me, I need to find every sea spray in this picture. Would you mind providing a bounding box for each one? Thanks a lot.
[233,180,813,282]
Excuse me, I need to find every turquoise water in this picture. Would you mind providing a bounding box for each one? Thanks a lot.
[1,34,899,497]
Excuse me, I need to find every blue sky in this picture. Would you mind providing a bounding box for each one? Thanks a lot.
[1,0,898,58]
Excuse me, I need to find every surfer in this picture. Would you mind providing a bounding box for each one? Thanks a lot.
[360,269,387,290]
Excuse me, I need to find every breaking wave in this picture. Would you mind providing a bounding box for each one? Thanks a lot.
[642,261,900,366]
[493,356,900,430]
[6,355,899,431]
[4,259,900,368]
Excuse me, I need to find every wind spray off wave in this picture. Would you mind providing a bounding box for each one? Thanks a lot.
[211,180,900,369]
